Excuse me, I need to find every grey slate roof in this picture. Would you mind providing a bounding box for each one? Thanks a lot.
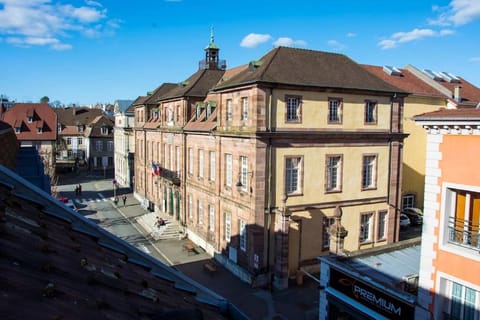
[144,83,177,104]
[214,46,406,95]
[160,69,225,100]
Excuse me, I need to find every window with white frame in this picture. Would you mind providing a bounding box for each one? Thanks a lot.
[37,127,43,134]
[322,217,334,251]
[240,156,248,192]
[402,194,416,209]
[377,211,388,240]
[164,143,169,168]
[67,137,72,145]
[239,220,247,251]
[365,100,377,124]
[96,141,103,151]
[226,99,233,121]
[209,151,216,181]
[101,127,108,135]
[326,155,342,192]
[285,156,302,195]
[176,146,181,174]
[209,205,215,232]
[198,149,204,178]
[197,200,203,224]
[169,144,173,171]
[359,213,374,243]
[107,141,113,152]
[445,188,480,250]
[188,148,193,175]
[78,125,83,132]
[27,116,33,123]
[225,153,232,187]
[78,137,83,145]
[448,281,478,320]
[285,95,301,122]
[225,212,231,242]
[187,195,193,219]
[362,155,377,190]
[241,97,248,120]
[328,98,342,123]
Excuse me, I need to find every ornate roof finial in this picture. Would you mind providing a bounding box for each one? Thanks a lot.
[210,26,214,44]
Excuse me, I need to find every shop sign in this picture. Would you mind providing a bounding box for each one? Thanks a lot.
[330,267,414,320]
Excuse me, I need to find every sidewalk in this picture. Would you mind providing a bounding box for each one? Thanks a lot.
[99,181,319,320]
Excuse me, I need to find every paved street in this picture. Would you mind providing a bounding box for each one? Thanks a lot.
[56,172,320,320]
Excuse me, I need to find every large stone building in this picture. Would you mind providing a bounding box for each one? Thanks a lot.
[134,40,408,289]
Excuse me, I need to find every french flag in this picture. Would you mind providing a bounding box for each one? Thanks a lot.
[151,162,157,177]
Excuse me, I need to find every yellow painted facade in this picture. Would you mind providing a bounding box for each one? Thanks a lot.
[402,96,444,209]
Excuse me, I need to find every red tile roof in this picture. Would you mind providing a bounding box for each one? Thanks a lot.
[361,65,445,98]
[0,120,18,169]
[0,167,229,320]
[413,108,480,120]
[2,103,57,141]
[434,76,480,107]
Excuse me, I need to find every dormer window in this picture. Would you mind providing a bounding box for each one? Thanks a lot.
[27,116,33,123]
[78,125,84,132]
[206,101,217,119]
[37,127,43,134]
[152,108,160,119]
[196,102,205,120]
[101,127,108,135]
[15,127,20,134]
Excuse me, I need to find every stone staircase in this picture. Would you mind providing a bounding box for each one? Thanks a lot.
[135,212,181,240]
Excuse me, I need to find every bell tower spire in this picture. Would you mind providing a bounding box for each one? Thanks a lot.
[201,26,225,70]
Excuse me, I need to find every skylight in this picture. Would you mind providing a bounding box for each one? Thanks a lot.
[382,65,402,76]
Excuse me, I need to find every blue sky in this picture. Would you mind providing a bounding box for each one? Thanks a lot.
[1,0,479,106]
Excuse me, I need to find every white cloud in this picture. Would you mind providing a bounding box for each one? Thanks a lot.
[327,39,346,51]
[392,28,435,43]
[346,32,356,37]
[85,0,102,7]
[378,28,453,49]
[273,37,307,48]
[439,29,455,35]
[378,39,396,49]
[0,0,119,50]
[449,0,480,25]
[469,56,480,62]
[429,0,480,26]
[240,33,272,48]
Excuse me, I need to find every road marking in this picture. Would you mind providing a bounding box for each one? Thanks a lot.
[137,244,151,254]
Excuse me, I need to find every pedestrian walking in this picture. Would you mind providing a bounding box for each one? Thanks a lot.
[122,195,127,207]
[78,184,82,196]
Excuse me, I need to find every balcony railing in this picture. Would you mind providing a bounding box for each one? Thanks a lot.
[447,216,480,251]
[158,167,181,186]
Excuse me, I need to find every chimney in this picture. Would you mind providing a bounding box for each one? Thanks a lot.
[454,86,462,102]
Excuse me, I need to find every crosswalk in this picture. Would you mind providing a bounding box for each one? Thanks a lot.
[74,193,111,204]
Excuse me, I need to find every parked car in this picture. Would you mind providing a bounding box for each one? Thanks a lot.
[402,207,423,225]
[400,214,411,228]
[58,196,76,211]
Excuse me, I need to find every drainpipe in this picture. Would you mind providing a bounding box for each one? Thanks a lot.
[182,97,189,227]
[266,87,274,287]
